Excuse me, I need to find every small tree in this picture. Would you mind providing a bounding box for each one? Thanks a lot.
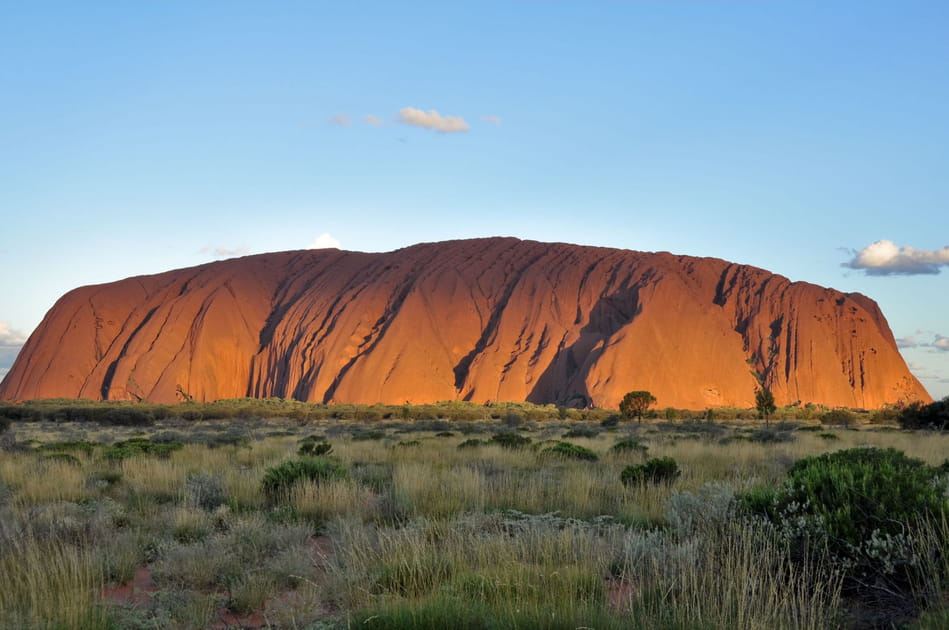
[619,390,657,423]
[755,386,776,425]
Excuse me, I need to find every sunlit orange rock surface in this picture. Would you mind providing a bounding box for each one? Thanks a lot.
[0,238,930,409]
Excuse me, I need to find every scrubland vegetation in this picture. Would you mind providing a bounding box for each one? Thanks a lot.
[0,398,947,629]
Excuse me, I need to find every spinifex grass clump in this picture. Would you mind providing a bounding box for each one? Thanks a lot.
[743,447,949,626]
[562,426,599,439]
[457,438,486,449]
[103,437,183,460]
[261,456,346,500]
[621,457,680,486]
[352,429,386,441]
[610,438,648,456]
[37,440,98,456]
[297,435,333,456]
[540,441,598,462]
[490,432,531,449]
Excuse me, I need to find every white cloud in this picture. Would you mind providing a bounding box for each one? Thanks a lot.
[0,322,26,377]
[330,113,351,127]
[482,115,502,125]
[845,239,949,275]
[0,322,26,347]
[199,245,249,258]
[896,335,918,349]
[398,107,469,133]
[364,114,384,126]
[935,335,949,351]
[308,233,342,250]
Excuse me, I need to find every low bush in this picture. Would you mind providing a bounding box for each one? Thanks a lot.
[610,438,648,456]
[457,439,486,449]
[297,436,333,457]
[747,427,795,444]
[621,457,680,486]
[352,430,386,441]
[599,414,622,428]
[821,409,854,427]
[103,438,183,460]
[741,447,949,626]
[261,457,346,499]
[561,426,599,439]
[43,452,81,466]
[898,398,949,431]
[540,441,598,462]
[185,473,226,511]
[38,440,98,455]
[490,432,531,450]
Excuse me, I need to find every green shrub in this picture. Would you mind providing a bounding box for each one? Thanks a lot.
[457,438,486,449]
[820,409,854,427]
[352,430,386,441]
[43,452,81,466]
[610,438,648,456]
[434,431,455,438]
[747,427,795,443]
[261,457,346,499]
[38,440,98,455]
[621,457,680,486]
[540,441,598,462]
[186,473,226,511]
[395,440,422,448]
[898,398,949,431]
[600,414,622,428]
[741,447,949,626]
[103,438,183,460]
[490,432,531,450]
[817,432,839,441]
[561,426,599,439]
[297,437,332,457]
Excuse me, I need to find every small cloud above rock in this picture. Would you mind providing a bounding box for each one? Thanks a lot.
[308,233,342,250]
[398,107,469,133]
[844,239,949,275]
[200,246,249,258]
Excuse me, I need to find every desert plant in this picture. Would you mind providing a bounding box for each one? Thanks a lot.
[821,409,854,427]
[457,438,486,449]
[261,457,346,499]
[755,386,776,423]
[747,427,795,443]
[562,426,599,439]
[742,447,949,626]
[297,436,333,457]
[103,438,183,460]
[610,438,648,457]
[185,473,226,511]
[621,457,680,486]
[540,441,598,462]
[619,391,657,422]
[898,397,949,431]
[600,413,622,428]
[490,432,531,449]
[352,429,386,441]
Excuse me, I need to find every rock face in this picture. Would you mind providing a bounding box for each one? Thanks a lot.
[0,238,930,409]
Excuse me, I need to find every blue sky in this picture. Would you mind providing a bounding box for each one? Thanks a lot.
[1,1,947,400]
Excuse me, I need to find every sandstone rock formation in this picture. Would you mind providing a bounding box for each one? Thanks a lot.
[0,238,930,409]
